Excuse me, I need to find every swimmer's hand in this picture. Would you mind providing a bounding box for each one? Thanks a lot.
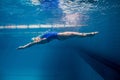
[17,46,25,49]
[16,42,37,50]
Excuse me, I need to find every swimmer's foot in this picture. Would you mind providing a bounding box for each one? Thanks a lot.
[86,31,99,37]
[91,31,99,35]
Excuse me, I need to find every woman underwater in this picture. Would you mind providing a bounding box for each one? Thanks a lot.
[17,31,98,49]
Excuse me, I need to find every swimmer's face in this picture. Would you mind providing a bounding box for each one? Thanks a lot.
[32,37,41,42]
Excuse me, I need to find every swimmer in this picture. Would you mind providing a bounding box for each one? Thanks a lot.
[17,31,99,49]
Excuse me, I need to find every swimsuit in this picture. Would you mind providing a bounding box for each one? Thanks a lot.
[41,32,59,42]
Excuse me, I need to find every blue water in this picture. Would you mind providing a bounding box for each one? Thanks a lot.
[0,0,120,80]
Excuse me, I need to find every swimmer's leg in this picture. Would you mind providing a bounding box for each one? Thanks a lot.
[58,31,99,40]
[74,31,99,37]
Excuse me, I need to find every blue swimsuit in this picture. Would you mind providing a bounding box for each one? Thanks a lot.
[41,32,59,42]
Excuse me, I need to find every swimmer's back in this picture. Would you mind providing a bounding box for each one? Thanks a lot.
[41,32,58,41]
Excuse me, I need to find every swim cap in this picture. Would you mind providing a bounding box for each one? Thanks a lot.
[31,37,36,41]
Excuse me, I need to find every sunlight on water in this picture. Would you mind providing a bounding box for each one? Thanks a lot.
[0,0,100,27]
[0,0,120,31]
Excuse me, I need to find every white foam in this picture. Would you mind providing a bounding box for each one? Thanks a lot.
[58,0,95,14]
[31,0,40,5]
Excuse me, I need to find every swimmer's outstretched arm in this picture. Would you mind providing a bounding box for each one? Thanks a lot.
[17,41,37,49]
[17,38,47,49]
